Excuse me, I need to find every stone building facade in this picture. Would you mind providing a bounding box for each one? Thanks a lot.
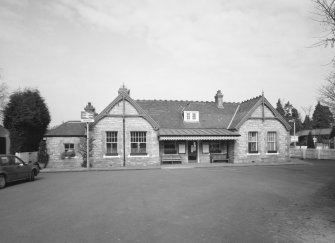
[45,87,291,168]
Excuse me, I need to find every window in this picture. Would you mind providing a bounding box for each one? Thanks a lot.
[184,111,199,122]
[64,143,74,152]
[164,141,177,154]
[267,132,277,153]
[106,131,118,155]
[209,141,221,153]
[131,132,147,155]
[62,143,75,158]
[186,113,190,120]
[248,132,258,153]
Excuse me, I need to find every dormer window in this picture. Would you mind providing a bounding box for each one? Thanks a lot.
[184,111,199,122]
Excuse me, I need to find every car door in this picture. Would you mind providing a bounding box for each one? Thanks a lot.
[1,156,17,182]
[13,156,30,180]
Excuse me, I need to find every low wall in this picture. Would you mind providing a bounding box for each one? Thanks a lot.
[290,148,335,160]
[15,152,38,163]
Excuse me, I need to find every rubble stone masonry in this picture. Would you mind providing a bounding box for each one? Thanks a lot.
[234,119,290,163]
[91,116,159,167]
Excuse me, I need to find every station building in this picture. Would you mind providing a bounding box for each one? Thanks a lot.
[45,87,291,168]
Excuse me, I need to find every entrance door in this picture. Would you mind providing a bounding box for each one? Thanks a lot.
[0,137,6,154]
[188,141,197,163]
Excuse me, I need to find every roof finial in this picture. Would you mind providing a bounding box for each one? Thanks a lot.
[118,83,130,95]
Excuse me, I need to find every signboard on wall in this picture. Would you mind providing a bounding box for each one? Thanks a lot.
[202,142,209,154]
[178,143,186,154]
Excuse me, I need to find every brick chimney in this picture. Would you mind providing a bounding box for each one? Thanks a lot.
[118,84,130,95]
[214,90,224,109]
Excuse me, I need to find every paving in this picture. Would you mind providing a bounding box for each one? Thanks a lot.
[40,158,309,173]
[0,159,334,243]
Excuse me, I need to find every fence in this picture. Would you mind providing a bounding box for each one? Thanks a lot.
[15,152,38,163]
[290,148,335,160]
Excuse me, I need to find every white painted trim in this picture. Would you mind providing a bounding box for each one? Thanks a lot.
[266,153,279,155]
[160,136,239,140]
[247,153,260,155]
[128,155,150,158]
[103,155,120,158]
[228,104,240,129]
[197,140,200,164]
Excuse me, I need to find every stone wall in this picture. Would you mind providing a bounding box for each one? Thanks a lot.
[46,137,83,168]
[92,116,160,167]
[234,119,290,163]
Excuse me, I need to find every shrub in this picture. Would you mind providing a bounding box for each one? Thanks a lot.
[60,150,76,159]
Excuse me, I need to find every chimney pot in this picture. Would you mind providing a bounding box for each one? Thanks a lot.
[214,90,224,109]
[84,102,96,114]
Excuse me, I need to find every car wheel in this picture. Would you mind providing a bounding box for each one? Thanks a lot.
[30,171,35,181]
[0,175,6,189]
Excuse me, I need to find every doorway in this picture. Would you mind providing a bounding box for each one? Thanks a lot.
[188,141,197,163]
[0,137,6,154]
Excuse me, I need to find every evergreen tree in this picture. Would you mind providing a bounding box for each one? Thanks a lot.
[307,131,315,149]
[283,101,303,134]
[276,99,285,118]
[302,115,313,130]
[312,102,334,129]
[4,89,51,153]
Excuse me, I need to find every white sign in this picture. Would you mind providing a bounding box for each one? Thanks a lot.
[290,136,298,142]
[81,111,94,123]
[178,143,186,154]
[202,142,209,154]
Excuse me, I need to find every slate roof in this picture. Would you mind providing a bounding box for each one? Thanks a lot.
[45,121,86,137]
[136,100,240,130]
[47,92,290,137]
[227,96,261,129]
[159,128,240,136]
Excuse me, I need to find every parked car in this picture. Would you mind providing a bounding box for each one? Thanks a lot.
[0,154,41,189]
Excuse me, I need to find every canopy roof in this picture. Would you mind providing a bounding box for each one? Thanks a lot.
[159,128,240,140]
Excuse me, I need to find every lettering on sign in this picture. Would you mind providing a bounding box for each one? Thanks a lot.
[81,111,94,123]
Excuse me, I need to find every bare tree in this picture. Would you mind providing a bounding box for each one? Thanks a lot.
[301,105,314,117]
[0,82,8,110]
[312,0,335,47]
[319,72,335,113]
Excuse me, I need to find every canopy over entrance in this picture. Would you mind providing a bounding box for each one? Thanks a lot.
[159,128,240,141]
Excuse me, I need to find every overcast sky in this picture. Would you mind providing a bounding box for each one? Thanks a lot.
[0,0,334,126]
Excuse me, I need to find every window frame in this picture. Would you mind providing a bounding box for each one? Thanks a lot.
[163,141,177,154]
[209,141,221,153]
[184,111,199,122]
[267,131,277,153]
[64,143,75,152]
[106,131,118,156]
[130,131,147,155]
[248,132,258,154]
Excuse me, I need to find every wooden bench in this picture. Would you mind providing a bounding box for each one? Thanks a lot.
[210,153,229,163]
[161,154,182,164]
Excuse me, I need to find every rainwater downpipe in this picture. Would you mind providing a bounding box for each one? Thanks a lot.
[122,95,126,167]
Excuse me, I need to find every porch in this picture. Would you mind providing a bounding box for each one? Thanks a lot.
[158,128,240,164]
